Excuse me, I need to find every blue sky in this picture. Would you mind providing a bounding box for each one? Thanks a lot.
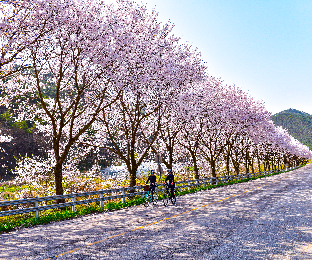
[135,0,312,115]
[104,0,312,115]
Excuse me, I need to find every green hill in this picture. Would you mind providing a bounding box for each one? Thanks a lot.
[271,108,312,150]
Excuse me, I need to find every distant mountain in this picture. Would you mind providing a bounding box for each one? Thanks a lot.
[271,108,312,150]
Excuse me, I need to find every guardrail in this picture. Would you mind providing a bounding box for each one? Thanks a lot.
[0,166,299,218]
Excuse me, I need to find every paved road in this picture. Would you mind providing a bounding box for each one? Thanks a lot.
[1,165,312,260]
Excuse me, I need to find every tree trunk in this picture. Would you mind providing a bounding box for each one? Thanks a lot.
[211,160,217,178]
[284,156,289,168]
[245,164,249,177]
[129,167,137,187]
[245,154,249,175]
[233,161,240,175]
[168,147,173,170]
[230,152,240,175]
[226,151,230,175]
[54,162,65,204]
[257,156,261,172]
[251,157,255,173]
[190,152,199,179]
[193,158,199,179]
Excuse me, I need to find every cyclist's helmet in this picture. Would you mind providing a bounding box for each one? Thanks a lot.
[150,169,155,175]
[167,169,172,174]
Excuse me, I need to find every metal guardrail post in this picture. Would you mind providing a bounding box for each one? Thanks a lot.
[122,188,126,203]
[100,192,104,208]
[141,187,144,200]
[72,195,76,212]
[35,197,39,219]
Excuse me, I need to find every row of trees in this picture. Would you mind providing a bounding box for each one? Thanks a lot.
[1,0,311,197]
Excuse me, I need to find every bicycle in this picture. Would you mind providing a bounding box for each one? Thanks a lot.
[163,183,176,206]
[143,185,158,207]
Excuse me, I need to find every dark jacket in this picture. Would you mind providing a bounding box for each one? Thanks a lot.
[146,175,157,185]
[165,173,175,186]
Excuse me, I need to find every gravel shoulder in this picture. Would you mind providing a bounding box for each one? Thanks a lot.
[1,165,312,260]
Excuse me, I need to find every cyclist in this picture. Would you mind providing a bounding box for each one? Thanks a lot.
[146,170,157,199]
[164,169,175,198]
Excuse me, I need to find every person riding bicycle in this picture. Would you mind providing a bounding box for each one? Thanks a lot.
[146,170,157,199]
[164,169,175,198]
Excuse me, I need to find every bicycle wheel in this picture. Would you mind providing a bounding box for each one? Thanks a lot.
[143,193,150,207]
[163,192,169,206]
[170,193,176,205]
[152,194,158,206]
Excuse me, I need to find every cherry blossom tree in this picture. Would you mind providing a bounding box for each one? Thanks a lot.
[87,2,206,187]
[150,104,183,172]
[1,0,151,195]
[0,0,69,79]
[149,84,197,173]
[175,81,217,179]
